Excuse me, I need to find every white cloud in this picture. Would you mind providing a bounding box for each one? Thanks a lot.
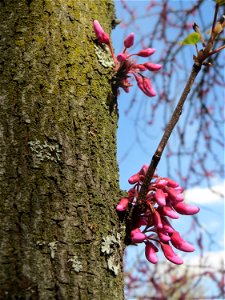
[186,250,224,270]
[184,181,225,205]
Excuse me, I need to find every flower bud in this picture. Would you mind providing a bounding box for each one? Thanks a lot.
[128,173,139,184]
[116,197,129,211]
[145,241,158,264]
[139,164,149,181]
[153,210,163,229]
[158,206,179,219]
[93,20,110,44]
[164,177,179,188]
[161,217,175,234]
[142,77,156,97]
[124,32,135,48]
[136,48,156,57]
[132,64,147,72]
[173,202,200,215]
[167,187,184,202]
[144,62,162,71]
[117,53,127,62]
[161,242,183,265]
[155,178,168,188]
[131,228,147,243]
[157,228,171,242]
[155,189,166,206]
[170,231,195,252]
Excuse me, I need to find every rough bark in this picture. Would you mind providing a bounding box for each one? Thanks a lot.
[0,0,124,299]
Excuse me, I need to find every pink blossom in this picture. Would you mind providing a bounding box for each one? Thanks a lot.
[164,177,179,188]
[136,48,156,57]
[161,217,175,234]
[144,62,162,71]
[167,187,184,202]
[154,189,166,206]
[157,228,171,242]
[138,164,149,179]
[116,167,200,265]
[128,173,140,184]
[161,242,184,265]
[170,231,195,252]
[153,210,163,229]
[131,228,147,243]
[134,74,156,97]
[142,76,157,97]
[93,20,110,44]
[145,241,158,264]
[117,53,127,62]
[173,202,200,215]
[124,32,135,48]
[116,197,129,211]
[128,164,148,184]
[158,206,179,219]
[132,64,147,71]
[93,21,161,97]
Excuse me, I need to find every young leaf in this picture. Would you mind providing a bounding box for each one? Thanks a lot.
[216,0,225,5]
[179,32,201,45]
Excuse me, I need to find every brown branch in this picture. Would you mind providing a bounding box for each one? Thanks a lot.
[137,63,202,203]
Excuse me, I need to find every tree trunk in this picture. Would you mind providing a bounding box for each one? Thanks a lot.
[0,0,124,299]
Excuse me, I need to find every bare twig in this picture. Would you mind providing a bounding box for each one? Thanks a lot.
[137,63,202,204]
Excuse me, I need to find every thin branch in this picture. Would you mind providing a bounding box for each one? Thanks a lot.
[137,63,202,203]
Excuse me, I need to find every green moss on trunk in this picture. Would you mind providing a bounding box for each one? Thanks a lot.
[0,0,125,299]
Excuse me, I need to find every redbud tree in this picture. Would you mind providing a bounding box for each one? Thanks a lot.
[0,0,224,299]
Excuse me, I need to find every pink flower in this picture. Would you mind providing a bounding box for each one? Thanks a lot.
[128,173,140,184]
[117,53,127,62]
[116,197,129,211]
[145,241,158,264]
[173,202,200,215]
[161,217,175,234]
[116,168,200,265]
[167,187,184,202]
[153,210,163,229]
[128,164,148,184]
[142,76,157,97]
[131,228,147,243]
[134,74,156,97]
[144,62,162,71]
[170,231,195,252]
[93,20,110,44]
[138,164,149,179]
[93,21,161,97]
[161,242,183,265]
[155,189,166,206]
[132,64,147,71]
[158,206,179,219]
[124,32,135,48]
[136,48,156,57]
[164,177,179,188]
[157,228,171,242]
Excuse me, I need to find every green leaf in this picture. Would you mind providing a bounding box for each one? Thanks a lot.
[179,32,201,45]
[216,0,225,5]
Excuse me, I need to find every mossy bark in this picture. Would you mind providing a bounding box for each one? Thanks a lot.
[0,0,124,299]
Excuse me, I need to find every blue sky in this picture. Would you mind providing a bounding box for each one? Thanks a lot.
[111,0,224,292]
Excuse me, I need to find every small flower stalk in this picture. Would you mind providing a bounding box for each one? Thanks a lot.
[93,20,161,97]
[116,165,200,265]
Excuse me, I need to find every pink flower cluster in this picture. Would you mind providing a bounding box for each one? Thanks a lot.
[93,20,161,97]
[116,165,200,265]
